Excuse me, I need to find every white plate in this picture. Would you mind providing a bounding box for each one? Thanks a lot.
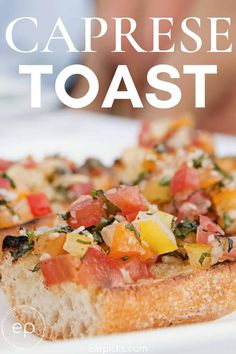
[0,110,140,164]
[1,110,236,354]
[1,109,236,164]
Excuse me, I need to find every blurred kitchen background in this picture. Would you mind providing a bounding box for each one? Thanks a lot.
[0,0,236,154]
[0,0,94,118]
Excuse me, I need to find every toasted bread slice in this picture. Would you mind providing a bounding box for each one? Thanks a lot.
[1,253,236,340]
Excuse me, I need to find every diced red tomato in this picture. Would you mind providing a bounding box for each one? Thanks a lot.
[27,193,52,217]
[77,248,124,288]
[138,121,152,147]
[117,256,150,282]
[220,246,236,262]
[177,191,211,222]
[23,158,38,169]
[0,159,13,172]
[90,166,104,176]
[40,254,80,286]
[126,211,140,222]
[0,177,10,189]
[106,186,147,221]
[170,165,200,195]
[196,215,224,244]
[69,181,93,198]
[68,195,105,228]
[188,191,211,212]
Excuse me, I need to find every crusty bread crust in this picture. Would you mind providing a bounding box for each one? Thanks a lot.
[1,253,236,340]
[97,261,236,335]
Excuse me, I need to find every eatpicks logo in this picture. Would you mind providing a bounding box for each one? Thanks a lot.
[1,305,45,350]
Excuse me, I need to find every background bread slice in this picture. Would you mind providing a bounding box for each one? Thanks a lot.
[0,215,57,262]
[1,253,236,340]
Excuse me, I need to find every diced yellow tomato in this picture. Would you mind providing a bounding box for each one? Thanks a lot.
[200,169,222,189]
[184,243,212,269]
[193,132,215,155]
[212,190,236,213]
[211,190,236,231]
[14,199,33,224]
[63,233,92,257]
[93,174,113,191]
[142,178,171,203]
[142,159,156,172]
[0,207,16,229]
[170,115,194,131]
[157,210,175,228]
[215,158,236,173]
[34,233,66,257]
[16,193,27,202]
[140,220,177,255]
[109,222,153,261]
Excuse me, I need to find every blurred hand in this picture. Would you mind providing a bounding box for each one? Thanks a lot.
[72,0,236,135]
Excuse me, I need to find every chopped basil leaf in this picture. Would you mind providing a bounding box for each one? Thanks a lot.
[79,158,104,173]
[90,231,103,244]
[199,252,211,266]
[54,185,68,201]
[54,167,68,176]
[30,263,40,273]
[132,170,149,186]
[4,230,35,261]
[104,246,110,254]
[228,238,234,253]
[86,217,115,244]
[53,226,73,234]
[213,162,233,181]
[60,211,71,221]
[125,222,140,241]
[91,189,101,199]
[122,256,129,261]
[168,250,188,261]
[11,242,33,261]
[3,235,28,249]
[92,189,121,217]
[105,200,121,216]
[154,143,167,154]
[25,229,35,245]
[0,199,15,215]
[159,175,171,186]
[173,218,198,240]
[210,180,225,192]
[48,167,68,183]
[193,154,205,169]
[94,217,115,231]
[1,173,16,188]
[3,234,33,261]
[76,238,91,245]
[223,212,233,229]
